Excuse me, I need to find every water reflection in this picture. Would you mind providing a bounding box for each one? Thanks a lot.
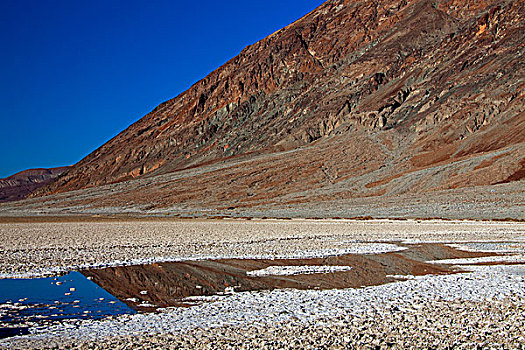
[0,243,498,339]
[82,243,475,310]
[0,272,135,338]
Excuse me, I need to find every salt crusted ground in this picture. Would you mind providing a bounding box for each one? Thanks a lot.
[1,219,525,349]
[1,219,523,278]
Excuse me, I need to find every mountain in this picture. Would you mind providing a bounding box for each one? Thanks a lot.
[0,167,69,203]
[25,0,524,218]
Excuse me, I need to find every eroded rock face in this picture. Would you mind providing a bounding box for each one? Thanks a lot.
[34,0,524,204]
[0,167,69,203]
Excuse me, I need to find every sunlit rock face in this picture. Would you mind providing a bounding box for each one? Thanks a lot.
[34,0,524,210]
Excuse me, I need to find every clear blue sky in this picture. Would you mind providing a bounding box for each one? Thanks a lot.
[0,0,325,178]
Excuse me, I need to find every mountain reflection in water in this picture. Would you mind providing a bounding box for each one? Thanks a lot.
[82,243,492,310]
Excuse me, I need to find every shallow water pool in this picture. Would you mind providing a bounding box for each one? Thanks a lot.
[0,271,135,338]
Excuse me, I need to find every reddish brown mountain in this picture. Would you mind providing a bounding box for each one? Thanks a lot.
[30,0,524,215]
[0,167,69,203]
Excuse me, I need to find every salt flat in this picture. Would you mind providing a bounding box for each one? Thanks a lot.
[1,219,524,278]
[1,219,525,349]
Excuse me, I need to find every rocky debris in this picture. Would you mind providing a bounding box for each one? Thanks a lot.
[0,167,68,203]
[1,160,523,220]
[27,0,524,212]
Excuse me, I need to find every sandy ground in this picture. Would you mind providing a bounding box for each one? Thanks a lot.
[1,219,525,349]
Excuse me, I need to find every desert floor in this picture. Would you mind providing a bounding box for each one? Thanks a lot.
[1,219,524,349]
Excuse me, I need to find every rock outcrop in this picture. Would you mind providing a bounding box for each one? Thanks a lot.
[32,0,524,211]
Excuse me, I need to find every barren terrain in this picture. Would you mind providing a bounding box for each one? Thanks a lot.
[14,0,521,214]
[1,0,524,347]
[1,219,524,349]
[1,219,523,278]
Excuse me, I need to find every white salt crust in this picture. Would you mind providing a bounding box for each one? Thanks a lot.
[4,263,523,345]
[246,265,352,276]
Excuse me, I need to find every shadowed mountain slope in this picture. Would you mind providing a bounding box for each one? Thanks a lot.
[27,0,524,216]
[0,167,69,203]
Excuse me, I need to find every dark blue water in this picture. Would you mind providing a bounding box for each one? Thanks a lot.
[0,272,135,338]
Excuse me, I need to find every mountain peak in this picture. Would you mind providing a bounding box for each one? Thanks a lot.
[31,0,523,213]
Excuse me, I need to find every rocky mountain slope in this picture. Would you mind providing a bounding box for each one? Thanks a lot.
[0,167,69,203]
[27,0,524,216]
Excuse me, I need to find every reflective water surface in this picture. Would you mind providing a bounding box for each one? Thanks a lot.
[0,242,508,339]
[0,272,135,338]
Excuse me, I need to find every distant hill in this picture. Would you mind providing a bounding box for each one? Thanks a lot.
[0,167,69,203]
